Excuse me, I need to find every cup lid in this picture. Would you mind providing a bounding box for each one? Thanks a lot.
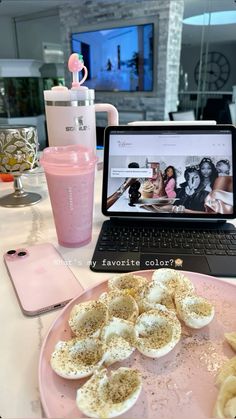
[43,87,95,102]
[40,145,97,169]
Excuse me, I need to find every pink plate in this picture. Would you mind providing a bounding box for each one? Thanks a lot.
[39,270,236,419]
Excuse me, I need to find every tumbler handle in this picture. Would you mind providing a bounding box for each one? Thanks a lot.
[94,103,119,125]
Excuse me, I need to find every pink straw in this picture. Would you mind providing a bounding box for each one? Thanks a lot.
[68,53,88,88]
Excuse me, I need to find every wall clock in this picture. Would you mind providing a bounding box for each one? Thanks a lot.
[194,51,230,91]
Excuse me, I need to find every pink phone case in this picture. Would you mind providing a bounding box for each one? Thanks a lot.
[3,243,83,316]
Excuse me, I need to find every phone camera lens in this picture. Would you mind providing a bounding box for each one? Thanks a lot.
[17,251,27,257]
[7,250,16,255]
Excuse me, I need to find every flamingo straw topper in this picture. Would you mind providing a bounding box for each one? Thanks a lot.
[68,53,88,88]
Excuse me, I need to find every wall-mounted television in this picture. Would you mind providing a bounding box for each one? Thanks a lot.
[71,20,154,92]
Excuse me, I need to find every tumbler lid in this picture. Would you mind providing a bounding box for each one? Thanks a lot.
[40,144,97,170]
[43,87,94,102]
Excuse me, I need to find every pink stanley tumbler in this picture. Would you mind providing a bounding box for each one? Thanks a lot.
[41,145,97,247]
[44,53,119,150]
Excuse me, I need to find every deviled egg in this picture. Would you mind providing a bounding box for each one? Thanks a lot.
[135,305,181,358]
[50,337,105,379]
[175,294,214,329]
[152,268,194,297]
[99,290,139,323]
[68,300,108,338]
[100,317,138,366]
[136,280,174,314]
[76,367,142,418]
[108,273,148,298]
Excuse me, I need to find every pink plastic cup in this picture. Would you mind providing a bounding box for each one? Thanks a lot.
[41,145,97,247]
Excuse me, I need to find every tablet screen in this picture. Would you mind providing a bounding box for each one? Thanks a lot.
[102,125,236,219]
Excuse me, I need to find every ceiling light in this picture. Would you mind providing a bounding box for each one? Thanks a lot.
[183,11,236,25]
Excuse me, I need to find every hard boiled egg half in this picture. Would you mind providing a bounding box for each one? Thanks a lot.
[99,290,139,323]
[108,273,148,298]
[136,280,174,314]
[135,305,181,358]
[175,293,214,329]
[50,337,105,379]
[100,317,138,366]
[76,367,142,418]
[68,300,108,338]
[152,268,194,298]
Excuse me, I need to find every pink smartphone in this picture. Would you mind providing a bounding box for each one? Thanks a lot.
[3,243,83,316]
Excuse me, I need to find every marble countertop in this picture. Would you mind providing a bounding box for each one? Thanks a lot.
[0,166,235,418]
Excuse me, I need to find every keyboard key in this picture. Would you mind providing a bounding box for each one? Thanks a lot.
[205,244,216,250]
[101,240,112,246]
[101,237,112,242]
[151,241,160,247]
[193,249,205,255]
[175,238,184,243]
[227,250,236,256]
[206,250,215,255]
[183,244,192,249]
[220,239,231,245]
[194,244,205,249]
[98,246,109,251]
[129,246,139,252]
[150,243,160,249]
[215,250,227,255]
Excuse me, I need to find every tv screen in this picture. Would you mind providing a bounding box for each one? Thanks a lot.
[71,22,154,92]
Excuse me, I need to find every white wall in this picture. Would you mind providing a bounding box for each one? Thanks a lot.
[16,14,61,60]
[0,14,61,60]
[0,17,16,58]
